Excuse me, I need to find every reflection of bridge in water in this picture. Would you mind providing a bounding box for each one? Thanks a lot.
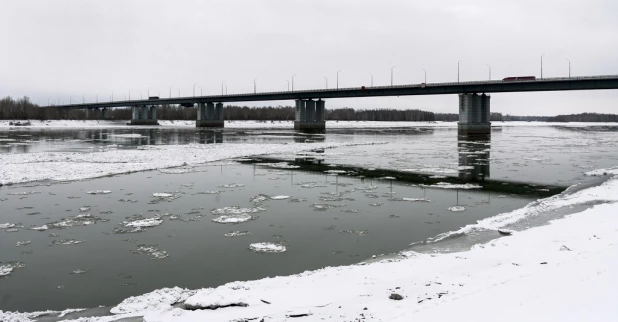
[242,132,566,197]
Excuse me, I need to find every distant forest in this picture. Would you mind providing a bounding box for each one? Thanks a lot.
[3,96,614,123]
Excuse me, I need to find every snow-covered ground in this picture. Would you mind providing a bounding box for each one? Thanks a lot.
[2,171,617,321]
[1,119,618,129]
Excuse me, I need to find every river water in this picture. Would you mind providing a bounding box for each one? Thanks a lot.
[1,122,617,312]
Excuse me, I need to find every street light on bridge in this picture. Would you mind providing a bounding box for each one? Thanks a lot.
[422,69,426,83]
[324,77,328,89]
[336,70,342,89]
[391,66,396,86]
[487,65,491,81]
[567,59,571,78]
[254,78,258,94]
[457,60,463,83]
[541,53,545,79]
[221,81,225,95]
[193,83,199,97]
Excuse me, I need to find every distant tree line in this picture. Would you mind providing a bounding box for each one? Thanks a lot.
[546,113,618,122]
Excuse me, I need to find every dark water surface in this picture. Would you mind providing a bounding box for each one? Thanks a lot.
[1,124,617,311]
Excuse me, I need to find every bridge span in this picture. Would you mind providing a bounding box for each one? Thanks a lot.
[46,75,618,133]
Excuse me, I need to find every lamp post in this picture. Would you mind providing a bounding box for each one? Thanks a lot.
[336,70,341,89]
[292,74,296,91]
[111,92,114,102]
[254,78,258,94]
[391,66,396,86]
[193,83,199,97]
[369,73,373,87]
[169,86,173,98]
[198,86,202,96]
[129,89,135,100]
[221,81,225,95]
[96,94,98,103]
[458,60,462,83]
[541,53,545,79]
[422,69,426,83]
[324,77,328,89]
[487,64,491,80]
[148,87,154,98]
[567,59,571,78]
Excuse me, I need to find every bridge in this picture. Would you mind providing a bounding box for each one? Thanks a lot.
[47,75,618,133]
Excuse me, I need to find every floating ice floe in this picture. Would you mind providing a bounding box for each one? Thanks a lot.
[211,206,265,216]
[448,206,466,212]
[15,240,31,247]
[152,192,173,198]
[123,217,163,228]
[197,190,220,195]
[249,242,287,253]
[325,170,347,174]
[159,167,203,174]
[212,214,254,224]
[339,229,369,236]
[0,261,26,277]
[369,202,383,207]
[260,162,301,169]
[5,228,19,232]
[0,223,15,229]
[131,244,169,260]
[8,191,39,196]
[70,269,89,275]
[341,209,359,213]
[50,239,85,246]
[79,206,91,212]
[311,203,347,211]
[585,167,618,176]
[250,194,269,204]
[271,195,290,200]
[421,182,482,189]
[399,197,432,202]
[218,183,245,188]
[30,225,49,231]
[224,231,252,237]
[86,190,112,195]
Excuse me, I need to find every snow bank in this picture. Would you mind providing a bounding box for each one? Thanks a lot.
[0,141,383,186]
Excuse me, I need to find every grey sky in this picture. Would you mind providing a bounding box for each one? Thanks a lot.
[2,0,617,115]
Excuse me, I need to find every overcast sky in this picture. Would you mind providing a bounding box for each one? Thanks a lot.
[2,0,617,115]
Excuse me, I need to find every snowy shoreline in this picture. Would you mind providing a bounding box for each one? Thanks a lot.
[2,171,617,321]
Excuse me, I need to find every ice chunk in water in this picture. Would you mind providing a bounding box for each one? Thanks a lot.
[249,242,286,253]
[70,269,90,275]
[448,206,466,212]
[339,229,369,236]
[15,241,31,247]
[152,193,173,198]
[0,262,26,277]
[212,214,253,224]
[0,223,15,229]
[86,190,112,195]
[50,239,85,246]
[30,225,49,231]
[271,195,290,200]
[224,231,252,237]
[131,244,169,260]
[123,218,163,228]
[399,198,432,202]
[218,183,245,188]
[421,182,481,189]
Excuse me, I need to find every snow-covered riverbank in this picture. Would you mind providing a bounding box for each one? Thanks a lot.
[2,171,617,321]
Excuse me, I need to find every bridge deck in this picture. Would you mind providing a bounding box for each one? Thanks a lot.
[48,75,618,109]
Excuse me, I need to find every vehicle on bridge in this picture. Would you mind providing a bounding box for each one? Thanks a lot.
[148,96,160,100]
[502,76,536,81]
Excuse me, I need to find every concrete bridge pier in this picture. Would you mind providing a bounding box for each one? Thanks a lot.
[458,93,490,135]
[196,102,224,127]
[294,99,326,131]
[102,108,110,120]
[129,105,159,125]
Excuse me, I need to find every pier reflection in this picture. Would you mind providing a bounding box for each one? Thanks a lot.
[458,133,490,181]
